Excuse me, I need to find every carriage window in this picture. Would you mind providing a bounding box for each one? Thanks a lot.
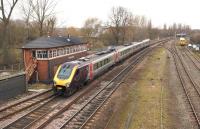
[104,59,107,64]
[100,61,103,67]
[97,62,100,69]
[94,64,97,70]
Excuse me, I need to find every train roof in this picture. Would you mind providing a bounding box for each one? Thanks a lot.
[69,40,149,67]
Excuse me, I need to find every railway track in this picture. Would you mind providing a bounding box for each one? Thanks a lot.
[38,40,169,129]
[183,47,200,71]
[35,46,154,129]
[0,89,53,121]
[0,39,169,129]
[59,46,151,129]
[2,95,58,129]
[178,47,200,90]
[165,43,200,128]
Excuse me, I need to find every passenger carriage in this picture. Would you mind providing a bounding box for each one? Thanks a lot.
[53,39,150,96]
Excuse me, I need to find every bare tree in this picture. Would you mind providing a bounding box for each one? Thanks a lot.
[21,0,32,40]
[147,20,152,39]
[46,16,56,36]
[65,26,81,37]
[108,6,130,44]
[81,18,102,49]
[0,0,19,26]
[82,18,102,38]
[30,0,57,36]
[0,0,19,64]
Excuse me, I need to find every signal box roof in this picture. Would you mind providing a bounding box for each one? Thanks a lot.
[22,36,86,49]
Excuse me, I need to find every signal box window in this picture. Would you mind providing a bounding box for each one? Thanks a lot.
[36,50,48,59]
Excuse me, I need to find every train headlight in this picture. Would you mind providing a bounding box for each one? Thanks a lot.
[65,83,69,87]
[53,81,56,86]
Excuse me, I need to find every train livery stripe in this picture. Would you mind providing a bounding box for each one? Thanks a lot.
[89,63,93,80]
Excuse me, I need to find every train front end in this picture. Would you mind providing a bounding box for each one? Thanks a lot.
[53,62,78,96]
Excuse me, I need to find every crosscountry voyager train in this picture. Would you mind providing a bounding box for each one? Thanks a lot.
[53,39,150,96]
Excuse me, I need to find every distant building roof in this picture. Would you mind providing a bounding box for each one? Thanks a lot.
[22,36,86,49]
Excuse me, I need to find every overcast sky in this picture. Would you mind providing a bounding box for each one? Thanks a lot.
[14,0,200,29]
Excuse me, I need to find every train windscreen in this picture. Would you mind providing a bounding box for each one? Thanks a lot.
[57,64,74,79]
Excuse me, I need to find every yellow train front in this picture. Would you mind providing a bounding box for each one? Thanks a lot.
[53,39,150,96]
[53,62,88,96]
[178,37,188,46]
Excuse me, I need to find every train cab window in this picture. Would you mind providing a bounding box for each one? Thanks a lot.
[57,64,73,79]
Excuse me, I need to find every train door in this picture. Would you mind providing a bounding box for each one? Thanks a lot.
[89,63,93,80]
[75,66,89,84]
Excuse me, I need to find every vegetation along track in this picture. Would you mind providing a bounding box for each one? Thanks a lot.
[42,39,169,129]
[0,89,53,121]
[165,44,200,128]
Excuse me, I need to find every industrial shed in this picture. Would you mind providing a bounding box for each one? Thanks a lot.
[22,36,88,83]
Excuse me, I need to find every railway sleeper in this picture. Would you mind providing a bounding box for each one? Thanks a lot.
[77,118,85,122]
[81,111,91,116]
[74,122,83,125]
[87,106,97,110]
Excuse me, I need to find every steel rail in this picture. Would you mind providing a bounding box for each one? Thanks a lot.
[0,89,52,113]
[0,91,53,121]
[36,39,168,129]
[165,45,200,128]
[59,40,169,129]
[79,47,151,129]
[184,49,200,71]
[2,95,57,129]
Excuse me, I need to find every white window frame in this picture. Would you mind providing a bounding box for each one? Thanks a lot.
[48,50,53,58]
[36,50,48,59]
[52,49,57,57]
[36,45,87,60]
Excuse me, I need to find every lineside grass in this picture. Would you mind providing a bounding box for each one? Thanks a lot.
[106,48,169,129]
